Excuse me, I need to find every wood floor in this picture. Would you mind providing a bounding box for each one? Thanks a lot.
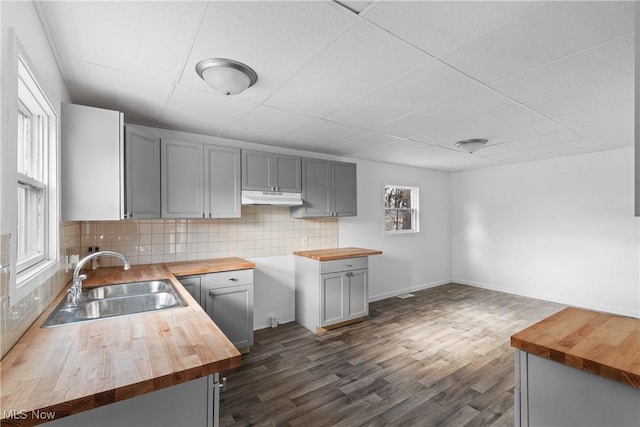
[219,284,565,427]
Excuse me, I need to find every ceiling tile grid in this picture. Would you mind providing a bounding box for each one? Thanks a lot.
[37,1,635,172]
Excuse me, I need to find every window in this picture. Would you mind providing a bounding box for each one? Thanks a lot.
[384,185,419,235]
[6,32,59,304]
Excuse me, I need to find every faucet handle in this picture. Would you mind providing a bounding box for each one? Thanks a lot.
[77,274,87,282]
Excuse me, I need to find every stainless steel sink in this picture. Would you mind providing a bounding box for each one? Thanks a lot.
[42,279,186,327]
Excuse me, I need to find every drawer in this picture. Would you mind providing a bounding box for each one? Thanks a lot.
[206,269,253,289]
[320,257,368,274]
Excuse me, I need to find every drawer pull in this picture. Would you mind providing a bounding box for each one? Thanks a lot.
[229,277,239,281]
[345,264,353,267]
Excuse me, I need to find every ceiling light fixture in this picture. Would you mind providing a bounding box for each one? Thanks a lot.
[455,138,488,154]
[195,58,258,96]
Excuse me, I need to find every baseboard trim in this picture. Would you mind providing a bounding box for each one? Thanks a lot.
[368,279,452,303]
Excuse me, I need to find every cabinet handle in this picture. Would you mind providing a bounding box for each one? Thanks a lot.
[345,264,353,267]
[219,377,227,392]
[209,213,212,218]
[229,277,239,281]
[202,213,205,218]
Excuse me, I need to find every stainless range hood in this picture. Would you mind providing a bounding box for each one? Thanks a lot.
[241,190,303,206]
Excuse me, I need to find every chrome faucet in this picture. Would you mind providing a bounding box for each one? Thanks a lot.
[68,250,131,307]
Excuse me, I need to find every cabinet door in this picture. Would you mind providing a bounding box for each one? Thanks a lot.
[161,139,203,218]
[205,146,241,218]
[332,161,357,217]
[242,150,272,191]
[61,103,123,220]
[177,275,202,307]
[296,158,332,217]
[319,272,346,326]
[204,284,254,349]
[124,127,160,219]
[274,154,301,192]
[346,269,368,319]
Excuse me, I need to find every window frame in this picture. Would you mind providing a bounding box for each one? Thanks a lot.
[5,30,60,305]
[383,184,420,236]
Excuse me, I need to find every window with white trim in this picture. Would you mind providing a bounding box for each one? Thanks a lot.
[8,32,59,304]
[384,185,419,235]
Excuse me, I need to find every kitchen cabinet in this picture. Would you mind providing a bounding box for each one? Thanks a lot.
[242,150,301,192]
[295,256,368,333]
[177,275,202,306]
[515,351,640,426]
[124,126,160,219]
[161,139,241,219]
[45,374,221,427]
[202,269,254,350]
[290,159,357,218]
[61,103,124,220]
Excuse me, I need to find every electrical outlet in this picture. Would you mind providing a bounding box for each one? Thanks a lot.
[271,316,279,328]
[302,236,308,247]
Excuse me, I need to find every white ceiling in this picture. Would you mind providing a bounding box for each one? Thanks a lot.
[37,1,635,172]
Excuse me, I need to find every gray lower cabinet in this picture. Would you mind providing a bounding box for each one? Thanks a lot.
[295,256,368,333]
[44,374,221,427]
[291,158,357,218]
[161,139,241,219]
[177,275,202,306]
[515,350,640,426]
[124,126,161,219]
[185,269,254,350]
[242,150,301,192]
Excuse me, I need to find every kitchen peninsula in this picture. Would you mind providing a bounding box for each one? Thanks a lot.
[0,258,254,426]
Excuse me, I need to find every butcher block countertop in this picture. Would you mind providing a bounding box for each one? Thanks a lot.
[293,247,382,261]
[511,307,640,389]
[0,258,255,426]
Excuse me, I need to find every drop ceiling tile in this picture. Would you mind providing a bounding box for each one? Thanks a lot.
[492,34,634,103]
[221,106,316,145]
[159,86,254,137]
[274,120,361,150]
[181,1,355,104]
[351,140,447,164]
[323,131,403,156]
[551,99,633,130]
[406,152,503,172]
[441,1,634,84]
[573,118,634,150]
[325,61,481,129]
[526,74,633,118]
[39,1,205,82]
[374,87,516,139]
[264,20,430,118]
[363,1,542,57]
[477,131,582,156]
[61,58,174,127]
[485,140,602,163]
[335,1,374,15]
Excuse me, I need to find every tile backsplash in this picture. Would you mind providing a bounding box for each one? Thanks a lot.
[80,206,338,266]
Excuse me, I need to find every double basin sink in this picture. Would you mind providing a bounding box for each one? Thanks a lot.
[42,279,186,327]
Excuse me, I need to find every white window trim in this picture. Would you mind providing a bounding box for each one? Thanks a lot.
[383,184,420,237]
[5,29,60,305]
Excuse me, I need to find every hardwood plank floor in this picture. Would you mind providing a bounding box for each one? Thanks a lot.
[219,284,564,427]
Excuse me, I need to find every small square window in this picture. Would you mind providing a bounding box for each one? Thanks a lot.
[384,185,419,235]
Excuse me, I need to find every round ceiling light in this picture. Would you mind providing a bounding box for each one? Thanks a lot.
[455,138,488,154]
[195,58,258,96]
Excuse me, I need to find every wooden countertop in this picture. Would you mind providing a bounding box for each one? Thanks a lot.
[511,307,640,389]
[0,259,254,426]
[165,257,255,277]
[293,247,382,261]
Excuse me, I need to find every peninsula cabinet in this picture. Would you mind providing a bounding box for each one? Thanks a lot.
[161,139,241,219]
[61,103,124,220]
[295,256,368,333]
[124,126,161,219]
[290,158,357,218]
[242,149,301,192]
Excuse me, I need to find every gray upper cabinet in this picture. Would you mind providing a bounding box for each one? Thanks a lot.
[205,145,241,218]
[242,150,301,192]
[124,127,160,219]
[161,139,204,218]
[291,159,357,218]
[162,139,241,219]
[61,103,124,220]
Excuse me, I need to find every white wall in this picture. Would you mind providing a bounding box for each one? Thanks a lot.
[339,160,451,301]
[249,255,296,330]
[451,148,639,318]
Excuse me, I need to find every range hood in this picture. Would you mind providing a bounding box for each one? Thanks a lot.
[241,190,303,206]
